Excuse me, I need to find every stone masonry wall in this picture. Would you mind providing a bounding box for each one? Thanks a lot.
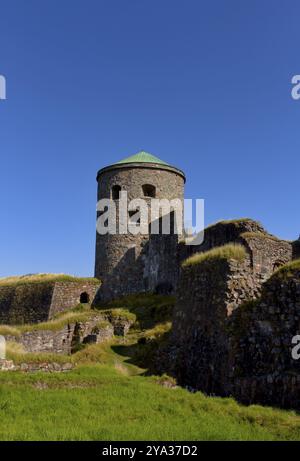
[94,165,184,302]
[229,265,300,409]
[0,280,100,325]
[179,219,266,262]
[48,281,100,318]
[179,220,293,274]
[0,283,54,324]
[169,248,300,409]
[171,255,261,395]
[239,233,292,283]
[4,311,134,354]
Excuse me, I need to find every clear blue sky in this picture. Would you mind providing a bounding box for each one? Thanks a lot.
[0,0,299,277]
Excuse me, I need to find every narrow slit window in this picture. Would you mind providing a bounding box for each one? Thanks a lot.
[112,185,121,200]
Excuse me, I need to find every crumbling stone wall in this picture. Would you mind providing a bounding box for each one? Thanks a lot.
[0,279,100,325]
[171,255,261,395]
[170,243,300,410]
[239,233,292,282]
[0,283,54,324]
[179,220,293,272]
[229,264,300,409]
[0,359,73,372]
[49,281,100,318]
[4,312,134,354]
[179,219,266,262]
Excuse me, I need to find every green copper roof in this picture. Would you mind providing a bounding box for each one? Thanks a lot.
[97,150,186,182]
[114,151,170,166]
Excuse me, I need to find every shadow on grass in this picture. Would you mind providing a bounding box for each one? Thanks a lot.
[95,293,175,330]
[111,330,172,376]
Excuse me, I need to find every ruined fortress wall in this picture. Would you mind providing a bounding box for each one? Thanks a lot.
[170,246,300,409]
[0,280,100,325]
[4,310,135,355]
[239,233,292,282]
[146,231,180,294]
[5,314,114,354]
[94,166,184,301]
[48,281,100,318]
[0,283,55,324]
[229,265,300,409]
[179,221,293,287]
[179,219,266,262]
[171,255,261,395]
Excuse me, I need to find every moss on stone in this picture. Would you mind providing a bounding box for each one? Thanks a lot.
[0,310,100,336]
[97,294,175,330]
[182,244,247,268]
[100,308,136,323]
[0,273,100,288]
[240,231,283,242]
[205,218,263,230]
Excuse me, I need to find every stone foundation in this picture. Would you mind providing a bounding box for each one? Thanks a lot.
[4,312,134,355]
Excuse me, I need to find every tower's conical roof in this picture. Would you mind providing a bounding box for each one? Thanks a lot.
[114,151,170,166]
[97,150,185,181]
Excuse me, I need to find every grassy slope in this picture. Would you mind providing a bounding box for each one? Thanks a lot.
[0,363,299,441]
[0,294,299,441]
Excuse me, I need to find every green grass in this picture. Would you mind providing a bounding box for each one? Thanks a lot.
[0,293,299,441]
[0,273,100,287]
[97,293,175,330]
[0,310,97,336]
[0,364,299,441]
[182,243,247,268]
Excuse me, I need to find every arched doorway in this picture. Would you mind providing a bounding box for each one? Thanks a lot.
[80,292,90,303]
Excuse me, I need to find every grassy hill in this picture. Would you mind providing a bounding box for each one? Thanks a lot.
[0,294,299,441]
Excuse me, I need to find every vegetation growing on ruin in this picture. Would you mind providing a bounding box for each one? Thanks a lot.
[0,325,21,337]
[0,310,96,336]
[97,293,176,330]
[241,231,282,242]
[0,273,100,287]
[271,258,300,279]
[182,243,247,268]
[205,217,264,230]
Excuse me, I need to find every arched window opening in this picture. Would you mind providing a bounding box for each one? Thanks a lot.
[112,185,121,200]
[80,292,90,304]
[142,184,156,198]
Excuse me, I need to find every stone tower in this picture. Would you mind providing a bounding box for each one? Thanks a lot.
[94,151,185,301]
